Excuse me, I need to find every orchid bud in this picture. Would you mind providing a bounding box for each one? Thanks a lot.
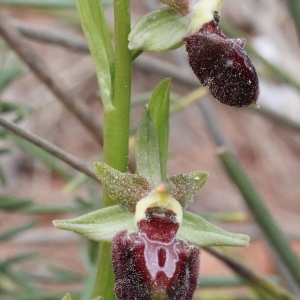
[183,14,259,107]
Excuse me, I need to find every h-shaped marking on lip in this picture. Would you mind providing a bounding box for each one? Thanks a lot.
[140,232,179,279]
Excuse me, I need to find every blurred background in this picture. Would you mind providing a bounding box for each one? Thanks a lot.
[0,0,300,299]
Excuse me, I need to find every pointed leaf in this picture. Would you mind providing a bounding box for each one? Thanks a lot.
[166,171,209,208]
[94,162,151,212]
[149,78,171,180]
[135,108,161,188]
[53,205,135,242]
[128,8,190,52]
[178,211,249,247]
[76,0,113,107]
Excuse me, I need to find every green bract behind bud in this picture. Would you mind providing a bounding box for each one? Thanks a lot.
[128,8,191,52]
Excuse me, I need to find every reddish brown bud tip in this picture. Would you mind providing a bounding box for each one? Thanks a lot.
[183,20,259,107]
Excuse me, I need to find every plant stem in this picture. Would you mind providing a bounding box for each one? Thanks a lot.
[92,0,132,298]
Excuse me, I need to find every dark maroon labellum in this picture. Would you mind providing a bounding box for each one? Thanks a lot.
[183,16,259,107]
[111,207,200,300]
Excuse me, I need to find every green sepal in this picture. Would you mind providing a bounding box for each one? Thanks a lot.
[135,108,161,189]
[53,205,249,247]
[161,0,190,16]
[149,78,171,180]
[53,205,134,242]
[178,210,250,247]
[165,171,209,208]
[128,8,190,52]
[94,162,151,212]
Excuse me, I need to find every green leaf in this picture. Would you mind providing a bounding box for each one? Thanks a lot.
[75,0,114,108]
[0,253,36,270]
[0,102,33,116]
[0,0,76,9]
[0,221,38,241]
[0,52,23,92]
[149,78,171,180]
[178,210,250,247]
[53,205,135,242]
[0,165,6,185]
[94,162,151,212]
[0,195,33,211]
[53,206,249,247]
[135,108,161,189]
[166,171,209,208]
[63,172,88,194]
[128,8,190,52]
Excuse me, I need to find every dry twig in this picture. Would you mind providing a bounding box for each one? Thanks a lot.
[0,12,104,145]
[0,116,98,181]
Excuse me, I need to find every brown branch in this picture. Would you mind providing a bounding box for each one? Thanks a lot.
[204,247,296,300]
[0,12,103,145]
[10,20,89,53]
[0,117,98,181]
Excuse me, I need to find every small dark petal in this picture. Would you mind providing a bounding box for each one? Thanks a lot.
[138,207,179,243]
[210,43,259,107]
[112,231,150,300]
[183,20,259,107]
[183,33,230,86]
[167,240,200,300]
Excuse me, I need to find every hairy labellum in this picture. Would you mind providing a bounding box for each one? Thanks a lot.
[183,17,259,107]
[112,207,200,300]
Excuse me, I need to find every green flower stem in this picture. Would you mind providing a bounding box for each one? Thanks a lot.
[92,242,117,300]
[218,147,300,287]
[102,0,132,175]
[92,0,132,298]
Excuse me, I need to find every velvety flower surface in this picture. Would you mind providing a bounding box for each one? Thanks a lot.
[183,14,259,107]
[112,205,200,300]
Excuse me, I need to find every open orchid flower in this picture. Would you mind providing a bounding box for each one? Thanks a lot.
[53,87,249,299]
[129,0,259,107]
[113,185,200,300]
[54,163,249,300]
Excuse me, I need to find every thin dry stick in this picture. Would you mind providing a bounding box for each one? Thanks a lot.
[0,117,98,181]
[0,12,103,145]
[205,247,296,300]
[11,20,89,53]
